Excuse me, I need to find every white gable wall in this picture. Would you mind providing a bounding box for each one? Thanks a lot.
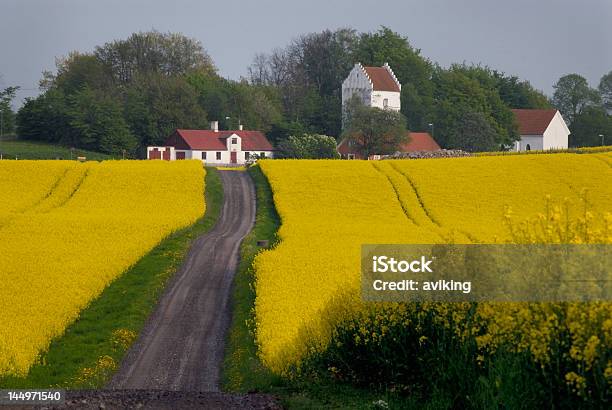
[342,64,373,107]
[542,111,570,150]
[226,134,242,151]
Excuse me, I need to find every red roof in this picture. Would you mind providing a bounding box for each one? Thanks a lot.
[337,131,439,158]
[164,129,274,151]
[511,109,557,135]
[363,66,400,92]
[399,132,440,151]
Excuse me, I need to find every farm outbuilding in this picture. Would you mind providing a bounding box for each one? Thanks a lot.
[511,109,570,151]
[147,122,274,165]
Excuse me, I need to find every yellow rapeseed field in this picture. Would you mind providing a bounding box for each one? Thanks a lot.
[255,154,612,396]
[0,160,205,377]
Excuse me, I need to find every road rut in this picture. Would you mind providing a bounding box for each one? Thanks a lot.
[109,170,256,392]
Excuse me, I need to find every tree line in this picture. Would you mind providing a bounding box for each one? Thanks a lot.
[0,28,610,157]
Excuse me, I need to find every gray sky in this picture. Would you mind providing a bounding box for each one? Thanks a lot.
[1,0,610,106]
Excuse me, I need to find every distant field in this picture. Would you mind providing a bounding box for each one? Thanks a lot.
[0,138,112,160]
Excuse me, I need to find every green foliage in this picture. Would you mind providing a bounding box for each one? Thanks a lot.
[17,31,211,156]
[0,86,19,136]
[446,111,498,152]
[305,306,546,409]
[552,74,601,125]
[94,30,216,84]
[343,96,407,158]
[277,134,340,159]
[599,70,612,113]
[569,106,612,147]
[53,52,109,94]
[431,66,519,148]
[68,87,137,154]
[17,89,72,144]
[124,73,208,147]
[249,28,359,139]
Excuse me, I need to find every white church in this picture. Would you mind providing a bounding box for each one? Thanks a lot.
[340,62,570,153]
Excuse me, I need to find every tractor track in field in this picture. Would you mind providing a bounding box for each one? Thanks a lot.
[99,170,278,408]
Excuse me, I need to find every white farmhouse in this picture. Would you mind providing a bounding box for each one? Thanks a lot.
[512,109,570,151]
[147,121,274,165]
[342,62,401,114]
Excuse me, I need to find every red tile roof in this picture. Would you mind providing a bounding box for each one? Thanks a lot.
[511,109,557,135]
[399,132,440,151]
[164,129,274,151]
[337,131,439,158]
[363,66,400,92]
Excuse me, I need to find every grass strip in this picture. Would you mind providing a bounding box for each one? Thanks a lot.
[0,138,113,161]
[0,168,223,388]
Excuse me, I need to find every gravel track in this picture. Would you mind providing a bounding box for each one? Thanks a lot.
[87,170,277,408]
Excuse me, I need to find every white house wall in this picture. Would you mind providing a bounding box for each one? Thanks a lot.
[517,136,544,151]
[371,90,401,111]
[542,112,570,150]
[190,149,273,165]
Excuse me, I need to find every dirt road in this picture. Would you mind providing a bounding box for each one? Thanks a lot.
[109,170,256,392]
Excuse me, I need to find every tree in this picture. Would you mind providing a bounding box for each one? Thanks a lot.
[53,52,109,95]
[446,112,498,152]
[68,87,137,154]
[599,71,612,113]
[342,96,407,158]
[552,74,600,124]
[124,73,208,147]
[569,107,612,147]
[248,28,358,138]
[495,73,550,109]
[431,67,517,149]
[17,88,72,143]
[277,134,339,159]
[94,31,216,84]
[0,86,19,136]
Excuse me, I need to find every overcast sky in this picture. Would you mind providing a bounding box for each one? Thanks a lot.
[1,0,610,106]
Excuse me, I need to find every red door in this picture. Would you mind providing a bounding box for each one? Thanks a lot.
[149,148,161,160]
[230,151,237,164]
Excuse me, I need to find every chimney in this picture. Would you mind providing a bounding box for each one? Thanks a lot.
[210,121,219,132]
[238,124,243,131]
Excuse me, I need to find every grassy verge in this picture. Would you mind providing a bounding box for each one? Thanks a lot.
[222,166,406,409]
[0,168,222,388]
[0,137,112,160]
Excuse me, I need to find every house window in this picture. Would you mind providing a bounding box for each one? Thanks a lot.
[231,138,237,144]
[216,152,221,160]
[383,98,388,108]
[526,144,531,151]
[245,152,250,160]
[201,152,207,160]
[260,152,265,157]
